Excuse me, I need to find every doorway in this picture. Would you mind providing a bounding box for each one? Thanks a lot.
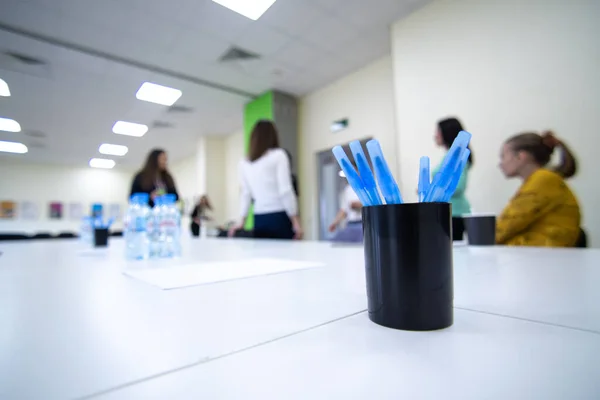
[316,138,372,240]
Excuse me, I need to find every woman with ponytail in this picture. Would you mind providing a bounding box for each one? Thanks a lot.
[496,130,581,247]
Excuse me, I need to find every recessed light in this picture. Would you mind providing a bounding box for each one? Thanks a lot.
[212,0,276,20]
[0,79,10,97]
[0,140,27,154]
[0,117,21,132]
[99,143,128,156]
[136,82,182,106]
[89,158,116,169]
[112,121,148,137]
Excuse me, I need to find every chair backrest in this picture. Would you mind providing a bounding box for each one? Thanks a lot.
[57,232,77,238]
[575,228,588,248]
[0,233,30,241]
[32,233,53,239]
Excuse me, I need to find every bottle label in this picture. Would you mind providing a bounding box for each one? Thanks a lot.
[134,217,147,232]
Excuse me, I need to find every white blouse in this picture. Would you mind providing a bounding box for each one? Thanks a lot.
[239,148,298,218]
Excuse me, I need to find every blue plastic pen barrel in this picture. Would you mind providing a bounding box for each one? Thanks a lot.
[442,149,470,202]
[418,156,430,202]
[424,131,472,202]
[349,141,382,206]
[332,146,371,206]
[365,140,403,204]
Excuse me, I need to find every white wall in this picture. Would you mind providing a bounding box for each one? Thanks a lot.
[391,0,600,245]
[298,56,398,239]
[0,162,132,234]
[170,134,242,228]
[224,130,245,223]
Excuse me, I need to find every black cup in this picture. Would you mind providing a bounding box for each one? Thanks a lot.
[362,202,453,331]
[464,215,496,245]
[94,228,109,247]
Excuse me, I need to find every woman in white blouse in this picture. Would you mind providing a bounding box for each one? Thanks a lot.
[229,120,303,240]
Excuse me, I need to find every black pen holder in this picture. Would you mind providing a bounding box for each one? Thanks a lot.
[362,202,453,331]
[94,228,109,248]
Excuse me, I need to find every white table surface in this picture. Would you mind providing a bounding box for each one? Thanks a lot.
[0,239,366,399]
[1,238,599,399]
[97,310,600,400]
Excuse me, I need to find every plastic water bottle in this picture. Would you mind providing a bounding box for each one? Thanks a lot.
[149,196,163,259]
[79,216,93,246]
[125,193,150,260]
[160,194,181,258]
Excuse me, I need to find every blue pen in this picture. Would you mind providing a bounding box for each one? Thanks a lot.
[424,130,472,202]
[332,146,371,206]
[366,139,403,204]
[442,149,470,202]
[349,141,382,205]
[418,156,430,202]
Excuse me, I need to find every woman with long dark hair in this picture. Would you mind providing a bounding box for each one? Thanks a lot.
[130,149,179,207]
[435,117,474,240]
[496,131,580,247]
[229,120,303,240]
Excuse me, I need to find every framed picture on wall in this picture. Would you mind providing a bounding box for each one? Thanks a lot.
[49,202,63,219]
[20,201,39,220]
[0,201,16,219]
[68,203,84,221]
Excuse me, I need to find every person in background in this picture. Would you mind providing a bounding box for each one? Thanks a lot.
[229,120,303,240]
[130,149,179,207]
[190,195,212,237]
[497,131,580,247]
[434,117,473,240]
[284,149,299,197]
[328,183,363,242]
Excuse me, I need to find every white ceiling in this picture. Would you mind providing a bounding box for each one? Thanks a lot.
[0,0,429,168]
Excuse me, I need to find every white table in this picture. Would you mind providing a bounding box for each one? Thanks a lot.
[96,310,600,400]
[0,238,598,399]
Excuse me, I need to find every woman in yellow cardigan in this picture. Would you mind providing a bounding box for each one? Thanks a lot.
[497,131,580,247]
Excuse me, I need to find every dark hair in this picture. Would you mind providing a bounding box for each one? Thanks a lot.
[248,120,280,162]
[438,117,474,166]
[506,130,577,178]
[139,148,175,190]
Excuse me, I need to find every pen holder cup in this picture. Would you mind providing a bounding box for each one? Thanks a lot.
[362,202,453,331]
[94,228,109,248]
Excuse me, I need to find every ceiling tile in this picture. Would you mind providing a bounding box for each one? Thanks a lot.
[186,2,252,42]
[169,29,232,63]
[272,40,327,71]
[301,14,361,52]
[260,1,325,38]
[305,0,347,12]
[233,23,293,57]
[0,0,62,36]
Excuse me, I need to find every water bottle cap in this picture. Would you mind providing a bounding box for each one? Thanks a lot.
[164,194,176,204]
[131,193,149,204]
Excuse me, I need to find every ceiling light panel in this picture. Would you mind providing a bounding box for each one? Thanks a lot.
[112,121,148,137]
[136,82,182,106]
[99,143,128,156]
[89,158,116,169]
[0,141,28,154]
[0,117,21,132]
[0,79,10,96]
[212,0,277,20]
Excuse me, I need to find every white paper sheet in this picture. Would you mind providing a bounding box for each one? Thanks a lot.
[123,258,324,290]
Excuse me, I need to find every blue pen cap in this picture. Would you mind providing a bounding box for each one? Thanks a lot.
[366,139,403,204]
